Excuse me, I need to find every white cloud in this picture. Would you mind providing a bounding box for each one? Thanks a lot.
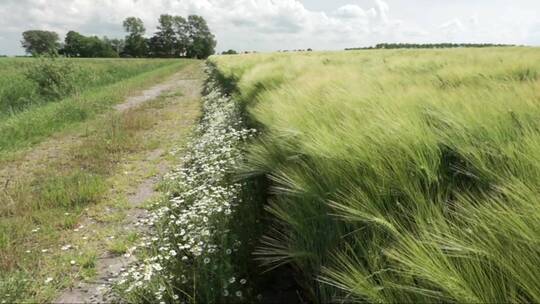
[439,18,465,34]
[527,22,540,44]
[0,0,539,55]
[334,4,367,19]
[469,14,480,27]
[374,0,390,23]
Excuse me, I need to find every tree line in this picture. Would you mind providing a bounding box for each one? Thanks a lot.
[21,15,216,59]
[346,43,516,50]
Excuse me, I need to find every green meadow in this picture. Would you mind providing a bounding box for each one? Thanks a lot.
[210,47,540,303]
[0,58,191,153]
[0,57,197,301]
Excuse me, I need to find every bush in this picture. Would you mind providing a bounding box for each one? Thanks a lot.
[24,57,79,100]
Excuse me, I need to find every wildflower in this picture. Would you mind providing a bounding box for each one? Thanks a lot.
[70,260,76,265]
[44,277,53,284]
[114,69,254,301]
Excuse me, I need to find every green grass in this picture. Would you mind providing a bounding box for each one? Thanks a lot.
[210,47,540,303]
[107,232,138,255]
[0,60,201,302]
[0,108,160,302]
[0,57,181,114]
[0,58,194,153]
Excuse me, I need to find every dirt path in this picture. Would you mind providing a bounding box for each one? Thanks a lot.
[52,66,203,303]
[53,162,165,304]
[0,67,200,184]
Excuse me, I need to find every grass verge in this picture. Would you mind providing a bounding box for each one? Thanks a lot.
[114,66,264,304]
[0,59,194,154]
[0,62,201,302]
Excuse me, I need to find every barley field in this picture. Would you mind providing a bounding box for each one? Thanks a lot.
[210,47,540,303]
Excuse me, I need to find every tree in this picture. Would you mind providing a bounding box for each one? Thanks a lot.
[123,17,148,57]
[21,30,60,56]
[222,49,237,55]
[149,15,189,58]
[61,31,118,58]
[107,38,125,55]
[62,31,85,57]
[185,15,216,59]
[83,36,118,57]
[173,16,189,57]
[147,35,164,57]
[150,14,177,57]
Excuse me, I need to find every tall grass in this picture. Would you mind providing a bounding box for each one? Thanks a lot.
[0,92,189,302]
[0,58,194,153]
[0,57,181,114]
[0,59,198,302]
[210,48,540,303]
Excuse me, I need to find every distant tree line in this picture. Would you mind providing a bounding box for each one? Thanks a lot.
[278,48,313,52]
[346,43,516,50]
[221,49,238,55]
[20,14,216,59]
[219,48,314,55]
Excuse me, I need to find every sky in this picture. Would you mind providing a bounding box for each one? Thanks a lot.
[0,0,539,55]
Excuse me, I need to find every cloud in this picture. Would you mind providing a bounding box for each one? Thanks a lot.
[439,18,465,38]
[0,0,408,53]
[334,4,367,19]
[469,14,480,27]
[374,0,390,23]
[527,22,540,45]
[0,0,539,55]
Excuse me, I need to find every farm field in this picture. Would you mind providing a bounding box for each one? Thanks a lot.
[209,47,540,303]
[2,1,540,303]
[2,48,540,304]
[0,58,202,302]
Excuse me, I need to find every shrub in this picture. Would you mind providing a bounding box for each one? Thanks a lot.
[23,57,79,100]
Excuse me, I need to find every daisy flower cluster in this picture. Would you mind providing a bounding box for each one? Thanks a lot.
[115,66,256,303]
